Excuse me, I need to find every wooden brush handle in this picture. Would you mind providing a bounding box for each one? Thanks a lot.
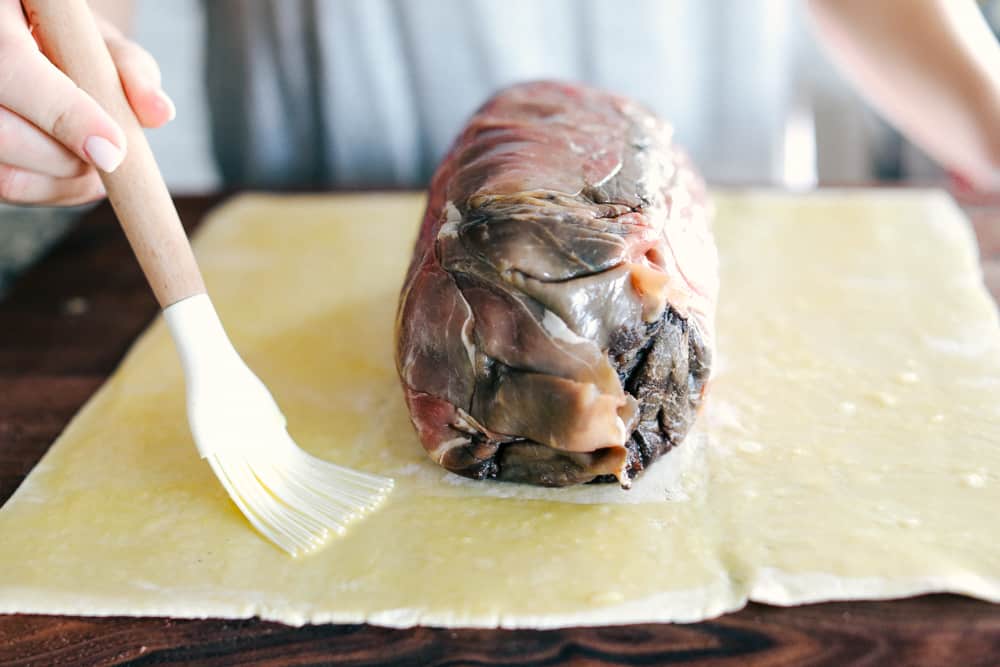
[24,0,205,308]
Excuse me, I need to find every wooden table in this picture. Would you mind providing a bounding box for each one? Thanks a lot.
[1,191,999,666]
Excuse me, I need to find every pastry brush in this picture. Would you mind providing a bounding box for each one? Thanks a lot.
[25,0,393,557]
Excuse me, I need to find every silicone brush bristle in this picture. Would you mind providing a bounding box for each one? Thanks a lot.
[206,431,393,557]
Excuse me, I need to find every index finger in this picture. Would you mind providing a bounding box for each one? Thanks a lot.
[1,0,126,171]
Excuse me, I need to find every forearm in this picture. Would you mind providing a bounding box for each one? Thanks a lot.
[808,0,1000,189]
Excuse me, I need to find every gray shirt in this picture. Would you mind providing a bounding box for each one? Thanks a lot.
[203,0,802,188]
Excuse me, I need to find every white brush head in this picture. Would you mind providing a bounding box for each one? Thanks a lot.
[205,438,393,557]
[165,294,393,556]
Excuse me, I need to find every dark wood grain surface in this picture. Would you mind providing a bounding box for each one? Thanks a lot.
[1,190,999,666]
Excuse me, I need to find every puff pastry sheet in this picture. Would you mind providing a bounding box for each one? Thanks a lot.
[1,190,997,628]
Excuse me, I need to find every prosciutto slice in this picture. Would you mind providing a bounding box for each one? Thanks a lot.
[395,82,718,487]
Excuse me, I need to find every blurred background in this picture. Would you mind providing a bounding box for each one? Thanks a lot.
[1,0,999,294]
[136,0,998,192]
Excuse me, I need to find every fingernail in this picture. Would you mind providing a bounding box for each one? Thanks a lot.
[155,89,177,121]
[84,136,125,173]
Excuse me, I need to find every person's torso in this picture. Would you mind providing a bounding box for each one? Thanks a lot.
[203,0,799,188]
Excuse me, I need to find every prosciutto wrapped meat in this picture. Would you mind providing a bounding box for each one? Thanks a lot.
[395,82,718,487]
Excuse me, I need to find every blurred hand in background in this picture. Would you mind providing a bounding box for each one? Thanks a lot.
[809,0,1000,192]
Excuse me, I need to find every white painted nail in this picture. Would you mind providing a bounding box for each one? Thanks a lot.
[157,89,177,121]
[84,136,125,173]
